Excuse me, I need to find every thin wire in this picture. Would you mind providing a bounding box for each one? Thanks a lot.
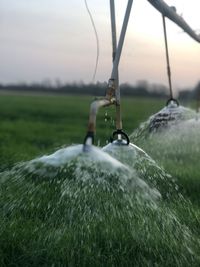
[84,0,100,83]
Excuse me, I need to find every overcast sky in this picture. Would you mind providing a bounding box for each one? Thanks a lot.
[1,0,200,90]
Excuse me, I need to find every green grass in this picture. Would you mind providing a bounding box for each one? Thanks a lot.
[0,93,200,266]
[0,94,165,169]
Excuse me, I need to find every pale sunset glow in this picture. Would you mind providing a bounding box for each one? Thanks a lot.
[1,0,200,90]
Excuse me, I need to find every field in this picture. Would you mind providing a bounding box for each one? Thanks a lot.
[0,94,165,170]
[0,93,200,266]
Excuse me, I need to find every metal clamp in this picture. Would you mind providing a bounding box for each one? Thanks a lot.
[166,98,179,107]
[110,129,130,145]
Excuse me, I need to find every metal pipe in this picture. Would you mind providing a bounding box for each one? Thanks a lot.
[87,98,115,133]
[110,0,133,80]
[110,0,122,130]
[110,0,117,63]
[83,98,116,146]
[162,15,173,100]
[147,0,200,43]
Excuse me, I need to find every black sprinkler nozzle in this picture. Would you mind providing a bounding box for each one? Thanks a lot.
[83,131,94,152]
[166,98,179,107]
[110,129,130,145]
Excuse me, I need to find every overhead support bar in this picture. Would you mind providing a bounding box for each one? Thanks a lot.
[162,15,173,100]
[147,0,200,43]
[110,0,122,130]
[110,0,118,63]
[110,0,133,80]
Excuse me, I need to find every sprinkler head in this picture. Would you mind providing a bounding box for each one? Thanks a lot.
[103,129,145,157]
[111,139,129,146]
[149,98,183,132]
[103,139,146,155]
[83,131,94,152]
[110,129,130,146]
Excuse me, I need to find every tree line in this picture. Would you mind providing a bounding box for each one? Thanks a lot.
[0,80,199,100]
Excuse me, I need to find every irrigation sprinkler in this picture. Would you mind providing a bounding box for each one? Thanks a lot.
[149,14,182,131]
[83,0,133,150]
[108,0,131,146]
[110,0,122,133]
[84,0,200,148]
[147,0,200,132]
[162,14,174,104]
[103,0,147,154]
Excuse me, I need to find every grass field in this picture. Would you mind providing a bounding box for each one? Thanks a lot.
[0,93,165,170]
[0,93,199,266]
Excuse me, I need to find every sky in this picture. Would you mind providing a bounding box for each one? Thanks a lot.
[1,0,200,91]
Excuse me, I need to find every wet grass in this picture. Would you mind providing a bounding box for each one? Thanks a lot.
[0,93,200,266]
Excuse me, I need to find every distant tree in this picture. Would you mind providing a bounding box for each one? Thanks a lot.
[55,78,62,89]
[178,89,193,101]
[136,80,149,91]
[194,81,200,99]
[42,79,52,88]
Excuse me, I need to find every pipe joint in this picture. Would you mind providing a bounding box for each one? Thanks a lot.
[106,79,116,99]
